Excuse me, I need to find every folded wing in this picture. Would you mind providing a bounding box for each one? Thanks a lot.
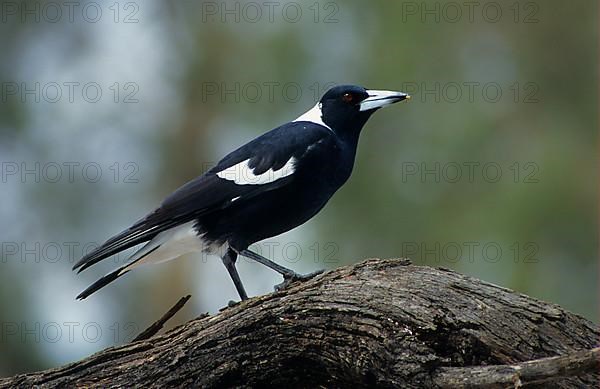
[73,123,330,273]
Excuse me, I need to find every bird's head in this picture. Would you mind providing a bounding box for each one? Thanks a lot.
[319,84,410,136]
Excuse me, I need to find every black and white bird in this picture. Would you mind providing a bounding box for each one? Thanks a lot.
[73,85,409,301]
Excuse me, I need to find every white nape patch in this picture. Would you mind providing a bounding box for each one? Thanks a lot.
[118,221,206,275]
[217,157,297,185]
[293,103,332,131]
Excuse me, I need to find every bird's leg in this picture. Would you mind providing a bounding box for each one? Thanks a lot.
[239,249,324,291]
[222,248,248,301]
[240,249,295,276]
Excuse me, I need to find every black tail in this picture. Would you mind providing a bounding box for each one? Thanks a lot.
[72,227,156,273]
[76,268,130,300]
[72,212,183,273]
[76,245,160,300]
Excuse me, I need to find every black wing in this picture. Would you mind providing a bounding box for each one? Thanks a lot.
[73,122,331,272]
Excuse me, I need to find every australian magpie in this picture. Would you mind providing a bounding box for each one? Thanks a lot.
[73,85,410,301]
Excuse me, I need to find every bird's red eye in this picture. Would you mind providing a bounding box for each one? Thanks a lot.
[342,93,353,103]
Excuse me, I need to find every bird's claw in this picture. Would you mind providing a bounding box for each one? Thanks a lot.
[274,269,324,291]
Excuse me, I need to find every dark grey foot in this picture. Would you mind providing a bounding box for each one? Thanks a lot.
[274,269,325,291]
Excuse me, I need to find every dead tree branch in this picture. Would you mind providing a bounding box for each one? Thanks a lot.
[1,259,597,388]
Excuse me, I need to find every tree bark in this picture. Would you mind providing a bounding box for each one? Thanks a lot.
[1,258,597,388]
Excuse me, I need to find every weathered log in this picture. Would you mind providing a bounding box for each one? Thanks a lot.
[1,258,597,388]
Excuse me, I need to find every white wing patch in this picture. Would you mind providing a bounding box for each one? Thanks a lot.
[216,157,297,185]
[293,103,333,131]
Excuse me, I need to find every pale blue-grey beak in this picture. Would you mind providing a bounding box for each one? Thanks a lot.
[359,89,411,111]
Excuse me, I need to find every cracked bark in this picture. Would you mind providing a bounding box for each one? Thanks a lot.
[1,258,597,388]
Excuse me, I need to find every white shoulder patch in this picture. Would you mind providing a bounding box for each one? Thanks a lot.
[293,103,333,131]
[216,157,297,185]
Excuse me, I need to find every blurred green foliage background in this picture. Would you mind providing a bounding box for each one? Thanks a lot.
[0,0,597,376]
